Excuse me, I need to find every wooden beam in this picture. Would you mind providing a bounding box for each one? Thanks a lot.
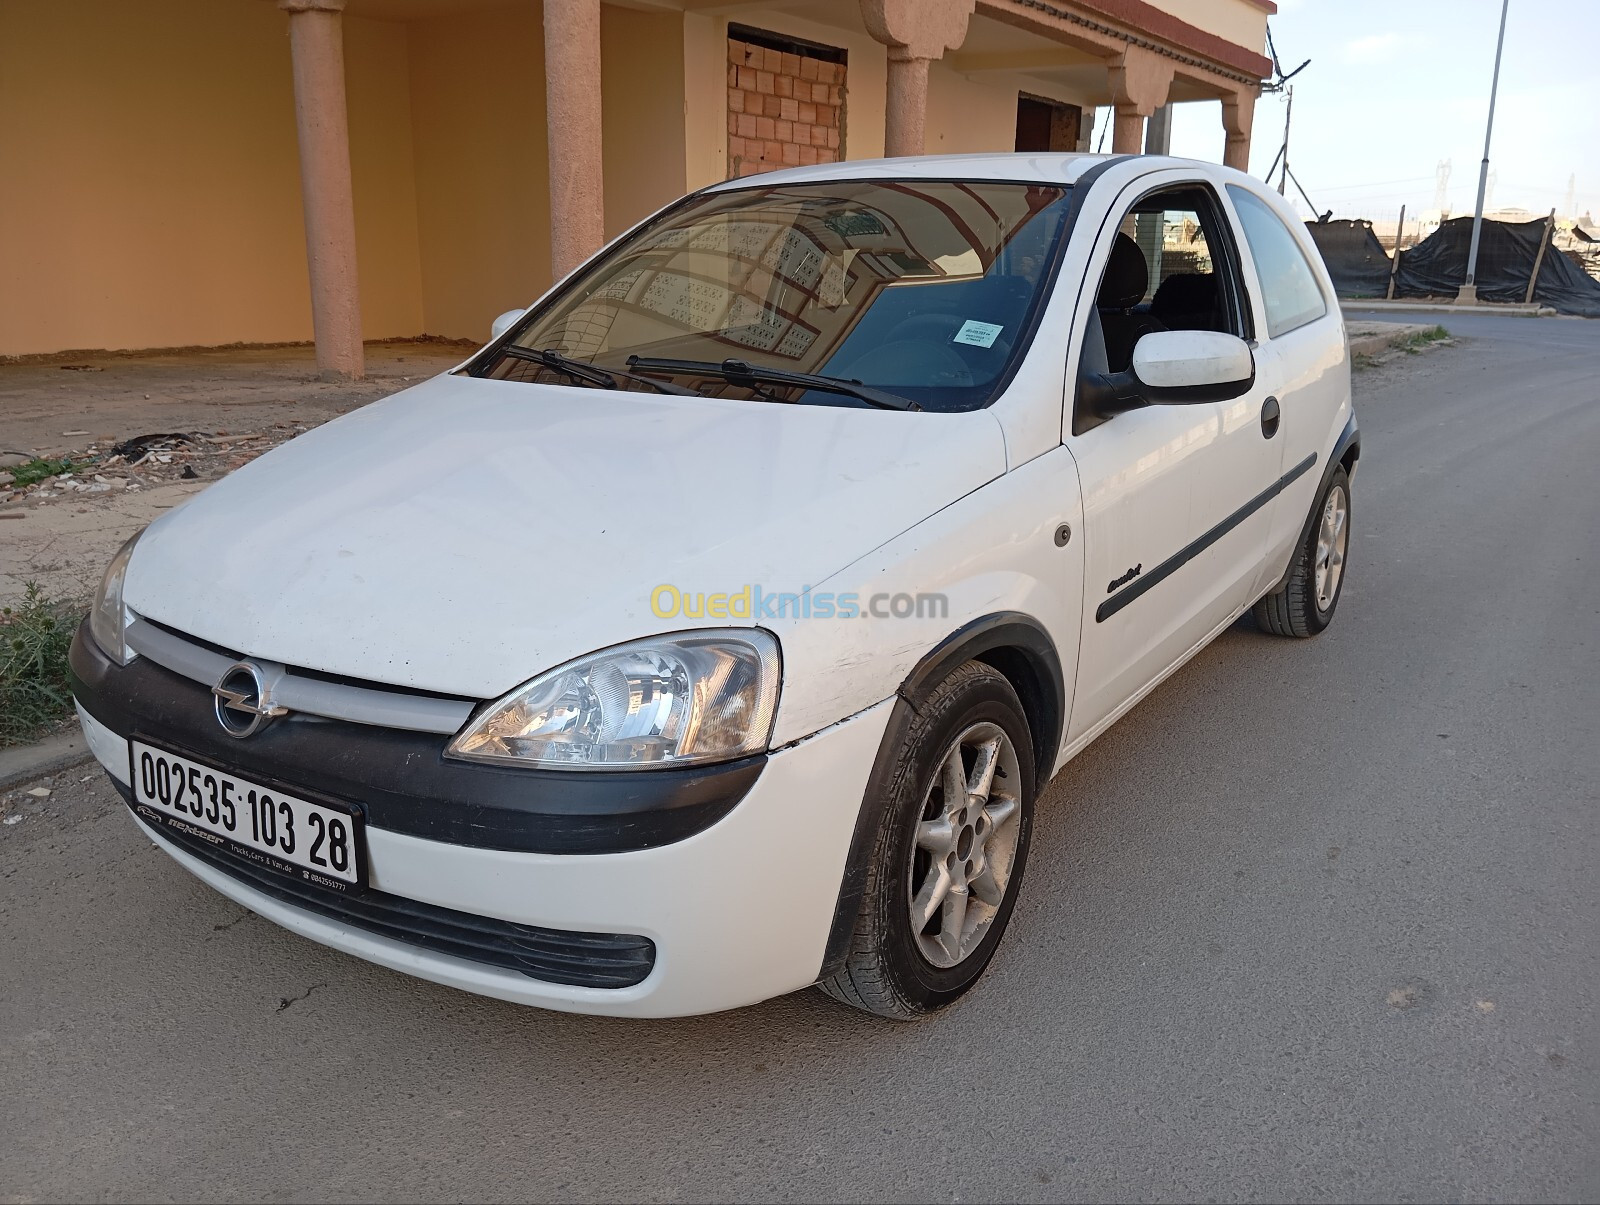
[1387,204,1405,300]
[1525,209,1557,304]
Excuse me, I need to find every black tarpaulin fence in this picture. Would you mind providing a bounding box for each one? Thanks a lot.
[1303,220,1393,298]
[1397,217,1600,317]
[1304,215,1600,317]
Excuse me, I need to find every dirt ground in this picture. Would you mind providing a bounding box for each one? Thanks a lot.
[0,761,112,834]
[0,339,472,605]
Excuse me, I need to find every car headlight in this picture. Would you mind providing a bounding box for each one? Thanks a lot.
[89,530,143,665]
[446,629,781,770]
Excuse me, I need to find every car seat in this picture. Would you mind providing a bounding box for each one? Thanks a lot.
[1097,232,1166,372]
[1149,272,1220,332]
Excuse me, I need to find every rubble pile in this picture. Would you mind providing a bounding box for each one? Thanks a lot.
[0,425,311,510]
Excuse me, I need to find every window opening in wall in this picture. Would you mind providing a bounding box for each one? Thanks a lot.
[727,25,847,178]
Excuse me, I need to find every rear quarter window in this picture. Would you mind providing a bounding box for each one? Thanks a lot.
[1227,185,1329,339]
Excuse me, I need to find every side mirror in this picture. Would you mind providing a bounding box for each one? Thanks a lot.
[490,308,527,342]
[1082,330,1255,419]
[1131,331,1255,402]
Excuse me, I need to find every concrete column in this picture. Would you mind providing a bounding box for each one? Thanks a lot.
[1112,106,1145,154]
[544,0,605,281]
[1221,89,1257,172]
[280,0,362,380]
[859,0,974,159]
[1107,44,1173,158]
[885,53,931,157]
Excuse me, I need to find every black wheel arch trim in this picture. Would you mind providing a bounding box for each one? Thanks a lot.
[1265,413,1360,596]
[817,611,1065,980]
[895,613,1065,775]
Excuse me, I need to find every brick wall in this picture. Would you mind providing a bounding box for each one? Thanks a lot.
[727,35,844,177]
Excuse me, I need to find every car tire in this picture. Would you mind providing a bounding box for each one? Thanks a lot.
[1253,465,1351,638]
[820,661,1036,1020]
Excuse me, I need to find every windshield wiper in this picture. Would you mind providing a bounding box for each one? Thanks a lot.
[498,346,703,396]
[625,356,921,412]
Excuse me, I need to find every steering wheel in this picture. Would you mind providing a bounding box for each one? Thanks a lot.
[831,338,975,388]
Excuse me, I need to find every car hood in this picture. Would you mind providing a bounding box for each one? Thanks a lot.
[125,373,1008,699]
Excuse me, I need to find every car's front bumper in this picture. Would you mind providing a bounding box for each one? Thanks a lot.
[71,626,893,1017]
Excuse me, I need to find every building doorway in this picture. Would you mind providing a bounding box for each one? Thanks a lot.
[1014,94,1084,153]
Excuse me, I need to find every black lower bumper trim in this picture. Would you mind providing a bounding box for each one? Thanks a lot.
[126,794,655,989]
[71,623,763,854]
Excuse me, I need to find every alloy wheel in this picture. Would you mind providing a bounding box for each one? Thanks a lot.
[1315,483,1349,611]
[907,721,1023,969]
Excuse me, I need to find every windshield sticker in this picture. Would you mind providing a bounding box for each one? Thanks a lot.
[953,319,1003,348]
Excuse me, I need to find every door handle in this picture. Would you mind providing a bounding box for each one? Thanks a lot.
[1260,395,1281,439]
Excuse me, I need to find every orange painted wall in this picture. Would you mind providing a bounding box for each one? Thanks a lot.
[601,6,686,241]
[404,2,692,340]
[405,3,552,343]
[346,14,427,343]
[0,0,424,357]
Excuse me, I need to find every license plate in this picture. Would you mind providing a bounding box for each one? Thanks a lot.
[130,741,366,892]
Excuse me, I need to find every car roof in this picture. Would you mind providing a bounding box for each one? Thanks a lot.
[703,152,1237,191]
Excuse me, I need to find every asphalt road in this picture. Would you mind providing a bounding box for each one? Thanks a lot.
[3,314,1596,1203]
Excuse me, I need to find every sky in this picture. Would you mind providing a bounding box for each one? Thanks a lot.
[1149,0,1598,223]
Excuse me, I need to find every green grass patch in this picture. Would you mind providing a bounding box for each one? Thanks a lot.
[6,456,77,488]
[1397,325,1451,353]
[1,585,84,747]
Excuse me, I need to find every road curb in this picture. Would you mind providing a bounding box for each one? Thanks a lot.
[1342,300,1555,317]
[0,729,92,791]
[1347,323,1439,358]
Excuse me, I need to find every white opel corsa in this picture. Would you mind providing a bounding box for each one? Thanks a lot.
[72,154,1356,1019]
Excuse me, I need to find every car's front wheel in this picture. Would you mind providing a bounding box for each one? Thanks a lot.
[820,661,1035,1020]
[1254,465,1351,638]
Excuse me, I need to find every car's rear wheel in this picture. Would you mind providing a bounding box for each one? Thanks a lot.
[1254,465,1351,638]
[820,661,1035,1020]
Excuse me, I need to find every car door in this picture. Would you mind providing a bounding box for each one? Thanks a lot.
[1061,171,1285,744]
[1222,183,1349,597]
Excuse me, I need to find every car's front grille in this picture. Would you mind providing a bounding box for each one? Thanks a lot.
[126,617,477,735]
[129,799,656,990]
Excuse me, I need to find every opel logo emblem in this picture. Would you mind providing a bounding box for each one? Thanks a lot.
[212,661,288,739]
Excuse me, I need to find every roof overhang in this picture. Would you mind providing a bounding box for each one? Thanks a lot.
[978,0,1271,89]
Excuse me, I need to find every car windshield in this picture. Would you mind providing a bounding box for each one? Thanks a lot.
[471,179,1073,412]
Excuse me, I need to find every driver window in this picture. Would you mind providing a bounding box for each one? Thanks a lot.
[1074,183,1250,432]
[1095,186,1248,368]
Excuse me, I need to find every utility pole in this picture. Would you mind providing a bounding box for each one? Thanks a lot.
[1144,104,1173,156]
[1260,86,1319,217]
[1458,0,1511,305]
[1278,86,1293,197]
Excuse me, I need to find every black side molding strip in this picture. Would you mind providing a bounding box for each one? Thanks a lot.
[1096,452,1318,624]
